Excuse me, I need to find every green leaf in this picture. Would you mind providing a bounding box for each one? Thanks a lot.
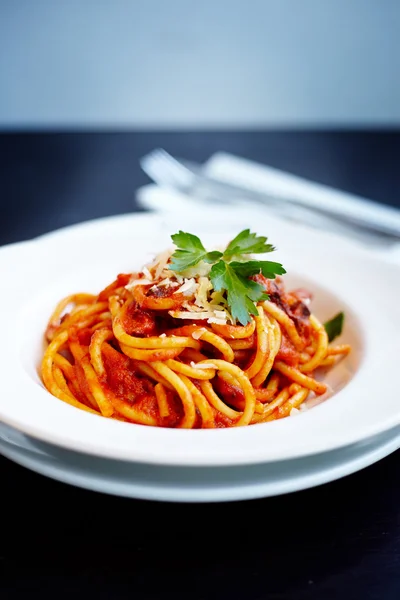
[223,229,275,258]
[169,231,223,272]
[229,260,286,279]
[324,312,344,342]
[242,278,270,302]
[210,260,268,325]
[204,250,224,264]
[171,231,205,252]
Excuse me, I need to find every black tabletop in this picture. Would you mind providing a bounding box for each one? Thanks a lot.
[0,131,399,600]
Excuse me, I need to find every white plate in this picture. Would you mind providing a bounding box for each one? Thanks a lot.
[0,209,399,467]
[0,421,398,502]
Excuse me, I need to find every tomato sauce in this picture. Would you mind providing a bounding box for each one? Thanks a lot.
[214,412,235,428]
[98,273,131,301]
[276,334,299,366]
[99,343,193,427]
[121,302,157,336]
[74,362,95,406]
[102,344,153,401]
[214,376,245,409]
[76,328,93,347]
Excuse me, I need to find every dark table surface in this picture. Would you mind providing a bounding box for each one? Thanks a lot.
[0,130,399,600]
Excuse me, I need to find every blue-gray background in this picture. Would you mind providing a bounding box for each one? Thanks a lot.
[1,0,399,128]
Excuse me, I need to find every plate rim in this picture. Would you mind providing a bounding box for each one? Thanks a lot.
[0,210,399,467]
[0,423,399,502]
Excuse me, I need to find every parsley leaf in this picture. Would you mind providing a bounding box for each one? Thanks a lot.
[169,231,222,272]
[223,229,275,258]
[229,260,286,279]
[169,229,286,324]
[324,312,344,342]
[210,260,269,325]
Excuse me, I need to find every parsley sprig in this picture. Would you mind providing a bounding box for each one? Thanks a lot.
[169,229,286,324]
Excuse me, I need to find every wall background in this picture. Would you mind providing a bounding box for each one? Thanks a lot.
[1,0,399,129]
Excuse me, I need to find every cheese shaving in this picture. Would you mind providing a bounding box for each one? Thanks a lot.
[194,277,213,308]
[125,278,152,289]
[214,310,228,319]
[157,278,178,288]
[169,311,215,321]
[174,278,198,296]
[190,361,216,370]
[146,248,173,280]
[191,328,207,340]
[142,267,153,280]
[182,302,204,312]
[206,317,227,325]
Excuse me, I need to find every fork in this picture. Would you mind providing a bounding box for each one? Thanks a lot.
[140,148,400,245]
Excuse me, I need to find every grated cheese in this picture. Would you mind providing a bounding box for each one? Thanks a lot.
[194,277,213,308]
[191,328,207,340]
[142,266,153,280]
[145,248,173,280]
[174,278,198,296]
[169,311,216,321]
[125,278,152,289]
[214,310,228,320]
[206,317,228,325]
[157,278,179,288]
[182,302,203,312]
[190,361,217,370]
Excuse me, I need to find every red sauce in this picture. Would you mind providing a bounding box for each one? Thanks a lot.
[159,391,184,428]
[276,334,299,367]
[74,362,94,405]
[102,343,154,402]
[98,273,131,301]
[233,349,253,370]
[121,302,157,336]
[214,376,245,409]
[76,328,93,347]
[131,394,160,422]
[214,412,235,428]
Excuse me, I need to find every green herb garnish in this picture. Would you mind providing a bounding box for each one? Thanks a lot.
[324,312,344,342]
[169,229,286,325]
[169,231,223,272]
[223,229,276,258]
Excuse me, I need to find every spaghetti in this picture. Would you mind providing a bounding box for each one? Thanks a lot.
[41,233,350,429]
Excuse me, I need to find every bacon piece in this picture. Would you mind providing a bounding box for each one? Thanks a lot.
[251,274,311,340]
[291,288,313,303]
